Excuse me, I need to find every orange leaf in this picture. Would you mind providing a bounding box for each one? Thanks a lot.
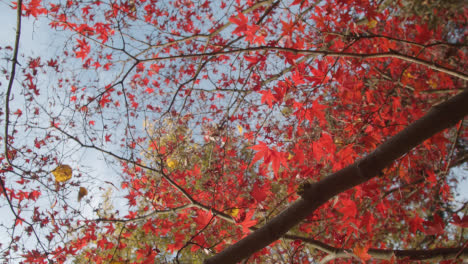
[52,165,72,183]
[353,245,371,262]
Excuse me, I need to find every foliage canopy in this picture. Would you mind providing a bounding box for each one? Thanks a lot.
[0,0,467,263]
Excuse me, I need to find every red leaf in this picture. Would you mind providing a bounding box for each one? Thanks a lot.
[250,141,270,165]
[47,59,58,68]
[409,215,425,233]
[338,198,357,220]
[239,210,257,234]
[142,219,155,234]
[452,215,468,228]
[195,210,212,227]
[251,182,267,203]
[452,214,468,228]
[360,212,375,234]
[75,38,90,60]
[291,0,308,6]
[424,214,445,235]
[229,12,249,35]
[250,142,287,176]
[426,170,437,187]
[258,90,275,108]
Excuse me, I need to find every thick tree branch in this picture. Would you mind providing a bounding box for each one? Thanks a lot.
[4,0,22,166]
[2,0,23,230]
[204,89,468,263]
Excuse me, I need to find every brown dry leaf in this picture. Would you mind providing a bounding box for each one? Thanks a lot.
[52,165,72,183]
[77,187,88,202]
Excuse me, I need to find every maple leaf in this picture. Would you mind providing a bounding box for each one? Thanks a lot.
[167,232,186,252]
[92,61,101,69]
[290,70,305,85]
[281,20,295,36]
[145,87,154,94]
[195,210,212,227]
[229,12,249,35]
[99,93,111,107]
[424,214,445,235]
[409,215,425,233]
[14,109,22,116]
[47,59,58,68]
[142,219,155,234]
[291,0,308,7]
[239,210,257,234]
[75,38,91,60]
[136,245,152,260]
[426,169,437,187]
[250,141,288,176]
[338,198,357,220]
[244,54,265,69]
[251,182,267,203]
[359,212,375,234]
[253,34,266,45]
[452,214,468,228]
[273,84,288,103]
[258,90,275,108]
[353,245,371,262]
[14,0,47,17]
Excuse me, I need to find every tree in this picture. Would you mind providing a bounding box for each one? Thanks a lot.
[1,0,467,263]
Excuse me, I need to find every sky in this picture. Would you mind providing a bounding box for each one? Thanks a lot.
[0,3,122,261]
[0,0,127,198]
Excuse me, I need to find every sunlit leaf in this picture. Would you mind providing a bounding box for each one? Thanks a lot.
[227,208,240,217]
[52,165,72,183]
[237,125,243,135]
[166,158,177,169]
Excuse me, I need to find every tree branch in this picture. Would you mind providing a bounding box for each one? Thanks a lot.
[141,46,468,81]
[4,0,22,166]
[284,234,468,262]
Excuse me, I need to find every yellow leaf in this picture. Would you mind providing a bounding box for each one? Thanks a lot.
[78,187,88,202]
[167,158,177,169]
[427,79,437,89]
[367,19,377,29]
[52,165,72,183]
[237,125,243,135]
[227,208,239,217]
[288,153,294,160]
[404,72,415,79]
